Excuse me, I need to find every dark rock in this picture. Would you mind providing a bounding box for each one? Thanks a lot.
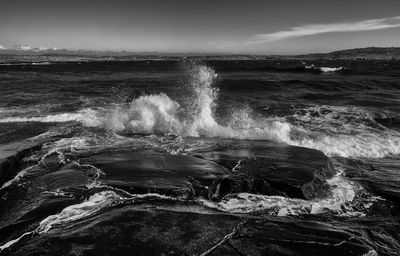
[84,150,231,198]
[4,206,374,256]
[0,141,42,186]
[198,144,335,200]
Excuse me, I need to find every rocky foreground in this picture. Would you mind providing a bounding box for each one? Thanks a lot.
[0,131,397,255]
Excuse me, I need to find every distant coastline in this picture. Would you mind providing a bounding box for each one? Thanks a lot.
[0,47,400,62]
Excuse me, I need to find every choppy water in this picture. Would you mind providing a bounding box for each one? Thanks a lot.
[0,59,399,255]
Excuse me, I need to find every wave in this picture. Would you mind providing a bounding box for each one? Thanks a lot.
[0,109,101,126]
[1,65,399,159]
[0,65,291,143]
[305,64,344,72]
[0,62,54,66]
[288,105,400,158]
[32,62,52,65]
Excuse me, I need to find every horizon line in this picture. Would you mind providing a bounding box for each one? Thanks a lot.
[1,45,400,56]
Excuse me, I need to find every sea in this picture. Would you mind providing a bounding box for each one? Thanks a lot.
[0,58,399,255]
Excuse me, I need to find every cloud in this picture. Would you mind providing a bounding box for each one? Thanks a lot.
[11,44,55,51]
[0,45,5,50]
[14,44,33,50]
[248,16,400,44]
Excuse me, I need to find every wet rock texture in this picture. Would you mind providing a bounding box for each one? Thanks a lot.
[1,138,385,256]
[197,145,335,200]
[0,141,42,185]
[85,143,335,201]
[4,207,377,256]
[85,150,231,198]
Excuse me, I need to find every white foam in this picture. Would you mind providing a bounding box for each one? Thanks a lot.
[100,93,182,134]
[199,170,364,216]
[291,133,400,158]
[0,108,101,126]
[0,190,172,251]
[1,165,36,189]
[363,250,378,256]
[288,105,400,158]
[97,65,291,142]
[0,65,290,143]
[305,64,344,72]
[320,67,344,72]
[2,65,397,159]
[37,191,122,233]
[0,231,35,251]
[32,62,52,65]
[37,190,176,234]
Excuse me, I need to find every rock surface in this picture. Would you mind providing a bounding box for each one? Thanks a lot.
[85,150,231,198]
[196,144,335,200]
[0,141,42,186]
[3,205,375,256]
[84,142,335,201]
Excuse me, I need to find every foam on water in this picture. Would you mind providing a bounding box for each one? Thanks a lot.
[0,65,291,143]
[199,169,368,216]
[37,190,122,233]
[0,191,120,251]
[320,67,344,72]
[0,231,35,251]
[95,65,291,142]
[0,190,175,251]
[0,173,367,252]
[305,64,344,72]
[1,65,399,159]
[288,105,400,158]
[0,109,101,126]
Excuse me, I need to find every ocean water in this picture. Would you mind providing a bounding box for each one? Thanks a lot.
[0,59,399,255]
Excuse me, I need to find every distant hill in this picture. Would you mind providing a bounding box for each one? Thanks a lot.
[0,47,400,61]
[304,47,400,60]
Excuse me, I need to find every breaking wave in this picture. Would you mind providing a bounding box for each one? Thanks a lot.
[1,64,399,159]
[0,65,291,143]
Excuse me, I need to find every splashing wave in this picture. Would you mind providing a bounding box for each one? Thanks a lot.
[1,64,399,159]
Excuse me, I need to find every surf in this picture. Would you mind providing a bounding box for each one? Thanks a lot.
[1,64,399,159]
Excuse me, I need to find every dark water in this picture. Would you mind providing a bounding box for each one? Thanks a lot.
[0,59,399,255]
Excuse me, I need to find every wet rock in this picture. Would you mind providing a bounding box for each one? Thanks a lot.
[226,218,372,256]
[340,158,400,216]
[197,144,335,200]
[4,206,374,256]
[0,141,42,186]
[84,150,231,198]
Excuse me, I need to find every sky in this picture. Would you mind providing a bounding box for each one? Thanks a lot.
[1,0,400,54]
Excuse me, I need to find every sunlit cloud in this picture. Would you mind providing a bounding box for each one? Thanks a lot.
[247,16,400,44]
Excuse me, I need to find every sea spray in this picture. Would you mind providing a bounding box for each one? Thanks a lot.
[1,64,399,158]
